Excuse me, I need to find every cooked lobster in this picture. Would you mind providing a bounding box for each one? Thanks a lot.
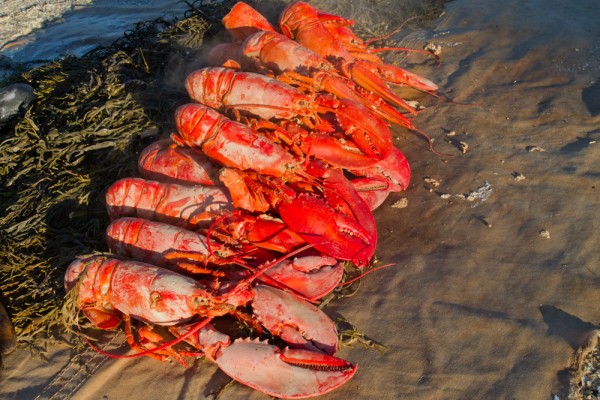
[64,255,356,398]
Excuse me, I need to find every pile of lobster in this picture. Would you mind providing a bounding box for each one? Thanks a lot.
[64,2,440,398]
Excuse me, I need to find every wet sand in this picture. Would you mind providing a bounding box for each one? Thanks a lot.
[1,0,600,399]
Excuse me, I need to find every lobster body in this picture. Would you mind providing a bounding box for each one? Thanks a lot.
[185,67,318,123]
[64,257,239,327]
[105,177,232,229]
[64,256,356,398]
[138,139,220,186]
[185,68,394,161]
[240,30,414,128]
[174,103,299,178]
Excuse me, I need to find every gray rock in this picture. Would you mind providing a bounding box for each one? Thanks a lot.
[0,83,35,123]
[0,301,16,356]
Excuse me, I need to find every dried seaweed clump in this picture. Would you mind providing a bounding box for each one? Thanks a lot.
[0,9,213,344]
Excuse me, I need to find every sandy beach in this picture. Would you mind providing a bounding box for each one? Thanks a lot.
[1,0,600,399]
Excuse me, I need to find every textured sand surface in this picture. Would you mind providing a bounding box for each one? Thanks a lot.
[1,0,599,399]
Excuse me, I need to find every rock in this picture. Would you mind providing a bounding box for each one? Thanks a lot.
[0,301,17,373]
[0,301,16,355]
[0,83,35,124]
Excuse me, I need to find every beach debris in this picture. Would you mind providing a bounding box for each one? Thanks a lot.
[539,229,550,239]
[424,177,442,188]
[512,172,526,181]
[444,131,469,153]
[391,197,408,208]
[569,332,600,399]
[466,181,493,203]
[424,42,442,56]
[526,145,545,152]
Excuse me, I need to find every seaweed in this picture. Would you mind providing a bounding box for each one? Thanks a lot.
[0,4,216,343]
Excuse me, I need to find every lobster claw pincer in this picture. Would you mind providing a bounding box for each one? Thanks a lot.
[329,97,394,161]
[278,194,375,267]
[213,338,357,399]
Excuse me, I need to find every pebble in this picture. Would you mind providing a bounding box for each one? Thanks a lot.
[512,172,526,181]
[0,301,17,373]
[391,198,408,208]
[526,145,546,152]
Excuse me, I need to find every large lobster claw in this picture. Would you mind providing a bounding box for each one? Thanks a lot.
[177,323,356,399]
[263,255,344,301]
[251,284,338,354]
[222,1,277,41]
[215,338,356,399]
[171,282,356,398]
[331,97,394,161]
[350,146,411,210]
[278,193,375,267]
[279,162,377,267]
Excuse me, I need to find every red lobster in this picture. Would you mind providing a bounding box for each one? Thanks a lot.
[64,255,356,398]
[209,29,413,129]
[105,177,232,229]
[138,139,220,186]
[106,217,344,301]
[279,2,437,99]
[184,67,393,161]
[173,103,378,266]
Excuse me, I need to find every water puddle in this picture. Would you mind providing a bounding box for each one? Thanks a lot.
[1,0,191,62]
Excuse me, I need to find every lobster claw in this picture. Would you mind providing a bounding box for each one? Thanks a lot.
[331,97,394,161]
[372,61,439,92]
[214,338,356,399]
[278,194,375,267]
[171,282,356,398]
[221,283,353,398]
[263,255,344,301]
[341,60,419,115]
[251,284,339,354]
[300,131,379,169]
[350,177,392,211]
[222,1,277,41]
[350,146,411,193]
[350,146,411,210]
[279,161,377,267]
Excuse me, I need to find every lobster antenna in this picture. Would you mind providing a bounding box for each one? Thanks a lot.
[226,243,317,298]
[368,46,441,66]
[364,16,419,46]
[410,126,456,158]
[338,263,395,287]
